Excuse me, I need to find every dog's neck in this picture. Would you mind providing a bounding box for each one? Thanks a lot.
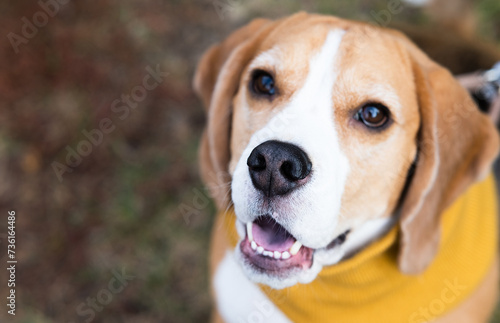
[342,215,397,259]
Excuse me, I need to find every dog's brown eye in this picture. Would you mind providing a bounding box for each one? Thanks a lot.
[252,70,275,96]
[355,104,390,128]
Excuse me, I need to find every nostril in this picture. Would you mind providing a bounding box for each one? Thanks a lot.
[280,161,299,181]
[247,151,266,171]
[280,156,311,181]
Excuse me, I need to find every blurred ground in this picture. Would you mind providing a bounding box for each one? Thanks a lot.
[0,0,498,322]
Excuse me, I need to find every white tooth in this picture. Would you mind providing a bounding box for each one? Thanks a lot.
[274,251,281,259]
[251,241,257,250]
[289,241,302,256]
[236,220,245,239]
[246,222,253,241]
[263,251,273,257]
[281,251,291,259]
[257,246,264,254]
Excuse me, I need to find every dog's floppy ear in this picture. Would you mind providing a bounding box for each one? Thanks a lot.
[397,42,500,274]
[193,18,272,209]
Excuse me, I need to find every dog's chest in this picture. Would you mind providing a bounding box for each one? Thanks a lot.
[213,251,291,323]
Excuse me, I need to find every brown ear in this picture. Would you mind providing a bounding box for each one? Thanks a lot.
[193,18,273,209]
[397,43,500,274]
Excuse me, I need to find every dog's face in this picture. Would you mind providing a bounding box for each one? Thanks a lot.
[195,14,499,289]
[229,25,419,287]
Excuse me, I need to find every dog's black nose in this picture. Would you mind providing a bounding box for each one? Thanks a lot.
[247,140,312,197]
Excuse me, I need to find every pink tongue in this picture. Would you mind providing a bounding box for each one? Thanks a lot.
[252,216,296,252]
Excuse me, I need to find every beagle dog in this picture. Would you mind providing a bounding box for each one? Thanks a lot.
[194,13,500,323]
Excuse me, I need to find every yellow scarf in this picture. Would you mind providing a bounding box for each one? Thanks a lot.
[220,174,497,323]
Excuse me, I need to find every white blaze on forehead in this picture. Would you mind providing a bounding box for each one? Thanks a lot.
[292,29,345,109]
[232,29,350,249]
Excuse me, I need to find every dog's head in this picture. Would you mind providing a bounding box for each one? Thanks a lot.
[194,13,499,289]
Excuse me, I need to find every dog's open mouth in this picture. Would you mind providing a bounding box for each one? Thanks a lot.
[240,215,314,273]
[240,215,351,274]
